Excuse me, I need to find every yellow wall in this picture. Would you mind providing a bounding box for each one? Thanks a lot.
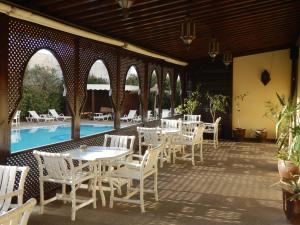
[233,49,291,139]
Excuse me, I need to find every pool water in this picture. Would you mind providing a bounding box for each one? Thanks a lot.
[11,124,114,153]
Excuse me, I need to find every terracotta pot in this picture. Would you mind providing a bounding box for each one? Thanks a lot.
[232,128,246,142]
[283,189,300,220]
[255,129,267,142]
[278,159,299,179]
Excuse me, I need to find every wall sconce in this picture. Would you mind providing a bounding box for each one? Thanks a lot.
[261,70,271,86]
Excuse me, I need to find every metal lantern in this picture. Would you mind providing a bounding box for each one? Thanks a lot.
[223,51,233,66]
[180,16,196,48]
[116,0,135,17]
[208,38,219,59]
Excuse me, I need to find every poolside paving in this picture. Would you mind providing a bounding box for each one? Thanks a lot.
[27,141,294,225]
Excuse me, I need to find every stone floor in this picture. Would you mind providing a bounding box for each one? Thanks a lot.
[28,141,294,225]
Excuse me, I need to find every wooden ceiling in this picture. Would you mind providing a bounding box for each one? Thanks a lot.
[4,0,300,61]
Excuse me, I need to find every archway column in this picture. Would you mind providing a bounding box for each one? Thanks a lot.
[0,14,10,162]
[142,62,149,123]
[114,50,121,129]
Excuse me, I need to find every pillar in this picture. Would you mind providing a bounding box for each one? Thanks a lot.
[0,14,10,163]
[72,38,80,140]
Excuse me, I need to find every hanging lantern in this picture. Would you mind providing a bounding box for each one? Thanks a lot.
[223,51,233,66]
[208,38,219,59]
[116,0,135,17]
[180,15,196,49]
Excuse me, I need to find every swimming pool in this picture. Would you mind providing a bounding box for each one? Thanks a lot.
[11,124,114,153]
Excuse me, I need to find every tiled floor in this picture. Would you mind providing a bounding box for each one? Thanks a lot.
[28,141,294,225]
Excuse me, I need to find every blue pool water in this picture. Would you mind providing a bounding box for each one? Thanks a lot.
[11,124,114,153]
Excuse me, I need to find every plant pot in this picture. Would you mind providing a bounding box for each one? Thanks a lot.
[255,129,267,142]
[278,159,299,179]
[283,189,300,220]
[232,128,246,142]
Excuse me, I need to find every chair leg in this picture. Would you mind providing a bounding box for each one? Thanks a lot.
[109,178,114,209]
[200,142,203,161]
[98,177,106,207]
[154,172,158,201]
[160,151,164,168]
[71,184,76,221]
[40,181,44,214]
[62,184,67,204]
[192,145,195,166]
[140,178,145,213]
[213,132,217,149]
[92,178,97,209]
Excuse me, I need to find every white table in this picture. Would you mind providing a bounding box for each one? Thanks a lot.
[68,146,131,207]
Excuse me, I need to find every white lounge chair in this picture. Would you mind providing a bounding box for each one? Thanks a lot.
[48,109,72,121]
[94,113,112,121]
[120,110,137,122]
[0,198,36,225]
[0,165,29,214]
[26,111,54,122]
[12,110,21,127]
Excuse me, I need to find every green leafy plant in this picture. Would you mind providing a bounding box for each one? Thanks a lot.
[275,175,300,201]
[234,93,248,128]
[206,93,229,122]
[176,85,201,115]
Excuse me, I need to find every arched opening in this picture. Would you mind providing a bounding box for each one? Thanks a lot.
[162,73,171,118]
[12,49,70,152]
[175,75,182,114]
[148,70,159,120]
[82,59,114,134]
[121,65,140,126]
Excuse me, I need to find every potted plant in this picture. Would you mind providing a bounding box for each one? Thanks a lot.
[233,93,248,141]
[206,93,229,122]
[176,85,201,115]
[255,128,268,142]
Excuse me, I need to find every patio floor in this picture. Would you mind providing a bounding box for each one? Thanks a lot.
[28,141,293,225]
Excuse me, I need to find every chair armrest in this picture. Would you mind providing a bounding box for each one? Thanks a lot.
[116,160,141,169]
[132,154,143,159]
[73,161,95,173]
[0,190,23,201]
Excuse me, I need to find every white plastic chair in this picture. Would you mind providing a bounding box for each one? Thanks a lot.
[0,198,36,225]
[204,117,221,149]
[137,127,166,167]
[26,111,54,122]
[12,110,21,127]
[0,165,29,214]
[183,114,201,122]
[33,151,97,221]
[102,134,135,197]
[162,109,170,118]
[109,144,162,212]
[161,118,182,130]
[48,109,72,121]
[120,110,137,122]
[172,125,205,166]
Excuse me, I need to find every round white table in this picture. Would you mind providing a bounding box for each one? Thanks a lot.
[67,146,132,207]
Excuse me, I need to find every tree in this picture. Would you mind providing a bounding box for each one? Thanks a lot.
[126,73,139,86]
[19,65,64,119]
[87,74,109,84]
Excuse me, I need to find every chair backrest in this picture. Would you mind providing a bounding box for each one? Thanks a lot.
[28,111,40,119]
[141,145,162,174]
[162,110,170,118]
[214,117,222,131]
[183,114,201,122]
[193,125,205,144]
[33,151,74,181]
[13,111,21,120]
[48,109,59,117]
[0,198,36,225]
[137,127,162,147]
[161,119,182,130]
[103,134,135,151]
[127,110,137,119]
[0,166,29,213]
